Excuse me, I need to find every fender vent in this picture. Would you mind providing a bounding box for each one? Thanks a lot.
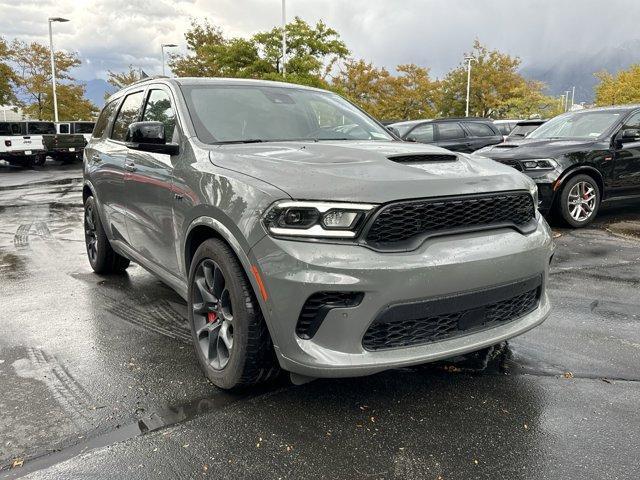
[388,154,457,163]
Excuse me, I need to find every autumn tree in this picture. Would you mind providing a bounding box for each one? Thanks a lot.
[438,40,556,119]
[107,65,143,90]
[0,37,17,105]
[169,17,348,87]
[594,65,640,106]
[10,40,97,120]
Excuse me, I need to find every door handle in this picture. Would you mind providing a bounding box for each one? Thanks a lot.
[124,162,136,172]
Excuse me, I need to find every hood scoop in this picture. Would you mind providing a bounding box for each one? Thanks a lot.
[387,153,457,163]
[493,144,519,149]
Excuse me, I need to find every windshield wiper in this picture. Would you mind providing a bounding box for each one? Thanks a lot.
[213,139,266,144]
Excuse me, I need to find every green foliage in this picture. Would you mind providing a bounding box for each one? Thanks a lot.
[594,65,640,106]
[10,39,97,120]
[169,17,348,81]
[0,36,17,105]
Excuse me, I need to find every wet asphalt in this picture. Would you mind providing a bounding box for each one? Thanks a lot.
[0,160,638,479]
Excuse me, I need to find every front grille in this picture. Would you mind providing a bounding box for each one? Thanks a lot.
[296,292,364,339]
[388,154,457,163]
[362,276,542,351]
[364,192,535,250]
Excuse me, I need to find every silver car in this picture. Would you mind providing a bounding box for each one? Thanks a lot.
[83,78,553,389]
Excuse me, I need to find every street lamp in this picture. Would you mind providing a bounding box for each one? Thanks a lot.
[161,43,178,76]
[464,56,477,117]
[48,17,69,123]
[281,0,287,77]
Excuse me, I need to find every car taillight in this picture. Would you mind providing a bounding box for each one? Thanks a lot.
[4,140,11,147]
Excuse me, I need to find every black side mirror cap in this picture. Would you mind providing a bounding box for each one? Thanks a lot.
[125,121,179,155]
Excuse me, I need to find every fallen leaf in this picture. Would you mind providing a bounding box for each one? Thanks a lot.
[11,458,24,469]
[563,372,574,379]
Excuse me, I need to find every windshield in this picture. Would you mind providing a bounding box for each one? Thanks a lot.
[181,84,393,144]
[509,124,542,138]
[528,111,621,139]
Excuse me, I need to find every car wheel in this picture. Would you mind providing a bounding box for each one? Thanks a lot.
[188,238,279,390]
[33,154,46,167]
[558,174,600,228]
[84,196,130,274]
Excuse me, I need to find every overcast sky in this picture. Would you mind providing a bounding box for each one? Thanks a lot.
[1,0,638,81]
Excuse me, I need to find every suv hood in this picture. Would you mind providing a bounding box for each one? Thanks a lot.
[209,140,533,204]
[477,138,600,160]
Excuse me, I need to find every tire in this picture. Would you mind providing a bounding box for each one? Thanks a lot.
[33,154,46,167]
[556,174,601,228]
[84,196,130,274]
[188,238,279,390]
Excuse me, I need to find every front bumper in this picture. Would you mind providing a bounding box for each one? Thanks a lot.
[251,215,554,378]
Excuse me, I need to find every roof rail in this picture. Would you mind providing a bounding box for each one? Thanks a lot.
[125,75,170,88]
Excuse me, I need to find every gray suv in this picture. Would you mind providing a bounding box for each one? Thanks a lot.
[83,78,553,389]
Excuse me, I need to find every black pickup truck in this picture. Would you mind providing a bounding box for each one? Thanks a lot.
[24,121,87,162]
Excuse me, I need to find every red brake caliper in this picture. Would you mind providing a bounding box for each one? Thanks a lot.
[207,312,218,323]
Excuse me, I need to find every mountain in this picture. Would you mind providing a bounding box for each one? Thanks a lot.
[82,79,117,107]
[520,39,640,104]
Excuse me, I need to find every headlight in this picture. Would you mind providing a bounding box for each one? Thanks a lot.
[529,183,539,210]
[263,201,376,238]
[522,158,558,170]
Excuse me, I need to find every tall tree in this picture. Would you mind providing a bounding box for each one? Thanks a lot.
[169,17,348,87]
[10,40,96,120]
[594,65,640,106]
[0,36,17,105]
[107,65,143,90]
[438,40,556,118]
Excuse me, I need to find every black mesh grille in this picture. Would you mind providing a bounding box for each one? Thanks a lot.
[362,284,540,351]
[364,192,534,248]
[297,292,364,339]
[388,154,457,163]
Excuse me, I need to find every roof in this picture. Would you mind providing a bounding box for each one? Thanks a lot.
[390,117,492,127]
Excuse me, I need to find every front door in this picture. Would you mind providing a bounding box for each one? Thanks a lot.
[124,87,180,275]
[613,110,640,197]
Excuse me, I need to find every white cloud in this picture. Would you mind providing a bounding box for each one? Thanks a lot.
[1,0,638,81]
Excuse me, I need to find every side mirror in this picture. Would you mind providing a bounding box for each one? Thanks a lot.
[617,128,640,146]
[405,135,417,143]
[125,121,179,155]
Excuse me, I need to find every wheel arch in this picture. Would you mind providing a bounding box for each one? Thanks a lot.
[554,166,605,200]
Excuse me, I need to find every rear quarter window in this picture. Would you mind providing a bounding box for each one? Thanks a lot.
[464,122,499,137]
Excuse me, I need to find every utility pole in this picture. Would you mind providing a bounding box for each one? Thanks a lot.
[281,0,287,77]
[571,86,576,109]
[48,17,70,123]
[565,90,571,112]
[161,43,178,76]
[464,56,476,117]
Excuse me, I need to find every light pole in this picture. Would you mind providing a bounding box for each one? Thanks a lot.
[161,43,178,76]
[281,0,287,77]
[464,56,476,117]
[48,17,69,123]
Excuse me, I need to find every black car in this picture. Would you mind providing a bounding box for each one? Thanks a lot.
[389,118,503,153]
[506,119,546,141]
[475,105,640,227]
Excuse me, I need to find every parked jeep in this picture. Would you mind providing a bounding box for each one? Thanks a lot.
[84,78,553,389]
[0,121,47,168]
[27,121,86,162]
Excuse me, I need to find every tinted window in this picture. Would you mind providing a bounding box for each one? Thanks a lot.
[181,85,393,143]
[110,92,144,141]
[509,124,542,138]
[58,124,70,134]
[11,123,21,134]
[464,122,497,137]
[623,111,640,129]
[26,122,56,134]
[495,123,511,135]
[142,89,176,141]
[0,123,11,135]
[407,123,434,142]
[437,122,465,140]
[74,123,95,134]
[93,102,118,138]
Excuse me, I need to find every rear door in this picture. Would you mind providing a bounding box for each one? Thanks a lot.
[98,90,145,245]
[612,110,640,196]
[124,86,180,274]
[435,122,470,152]
[462,121,503,151]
